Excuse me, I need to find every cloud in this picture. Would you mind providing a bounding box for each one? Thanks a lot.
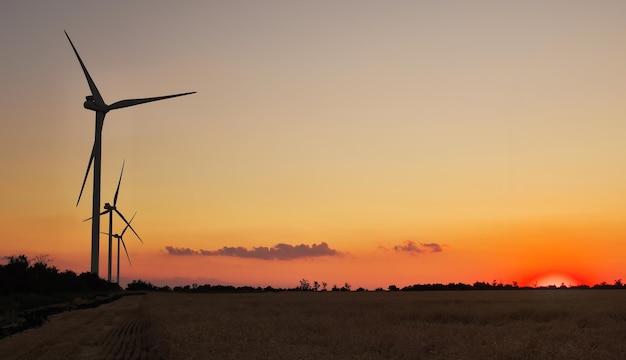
[420,243,443,252]
[393,240,443,254]
[165,242,341,260]
[165,246,197,256]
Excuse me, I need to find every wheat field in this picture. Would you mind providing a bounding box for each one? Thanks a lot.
[2,290,626,359]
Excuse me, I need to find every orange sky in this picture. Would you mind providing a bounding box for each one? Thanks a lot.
[2,1,626,289]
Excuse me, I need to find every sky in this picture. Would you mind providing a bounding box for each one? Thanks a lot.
[2,1,626,289]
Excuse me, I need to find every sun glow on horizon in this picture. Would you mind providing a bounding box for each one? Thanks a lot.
[525,272,588,288]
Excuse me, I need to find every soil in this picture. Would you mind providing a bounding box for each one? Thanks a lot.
[0,294,166,360]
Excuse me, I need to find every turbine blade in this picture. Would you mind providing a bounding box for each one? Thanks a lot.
[64,31,106,107]
[76,143,95,207]
[120,238,132,266]
[107,92,196,111]
[115,209,143,243]
[113,160,125,206]
[83,209,109,222]
[121,212,137,236]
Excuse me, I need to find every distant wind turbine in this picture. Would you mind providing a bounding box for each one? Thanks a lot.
[65,30,195,275]
[102,212,139,284]
[85,161,142,282]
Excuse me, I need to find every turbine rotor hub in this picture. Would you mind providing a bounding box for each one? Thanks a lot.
[83,95,108,112]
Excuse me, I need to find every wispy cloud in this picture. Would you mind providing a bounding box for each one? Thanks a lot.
[393,240,444,254]
[165,242,341,260]
[165,247,197,256]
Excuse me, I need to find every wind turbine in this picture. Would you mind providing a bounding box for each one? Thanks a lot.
[86,161,141,282]
[102,212,138,284]
[65,31,195,275]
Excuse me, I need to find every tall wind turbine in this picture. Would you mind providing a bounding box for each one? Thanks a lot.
[102,212,138,284]
[65,31,195,275]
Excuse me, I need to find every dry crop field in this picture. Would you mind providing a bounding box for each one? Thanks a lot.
[2,290,626,359]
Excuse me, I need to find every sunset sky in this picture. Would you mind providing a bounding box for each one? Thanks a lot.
[2,1,626,289]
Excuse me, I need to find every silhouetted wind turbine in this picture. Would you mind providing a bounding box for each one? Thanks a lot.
[65,31,195,275]
[102,212,138,284]
[86,161,141,282]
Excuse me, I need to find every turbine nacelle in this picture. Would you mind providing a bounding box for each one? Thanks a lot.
[84,95,108,113]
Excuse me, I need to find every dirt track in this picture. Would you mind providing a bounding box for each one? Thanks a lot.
[0,294,166,360]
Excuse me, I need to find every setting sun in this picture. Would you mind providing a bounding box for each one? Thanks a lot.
[525,273,586,288]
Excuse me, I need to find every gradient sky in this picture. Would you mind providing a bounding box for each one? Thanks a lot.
[2,1,626,289]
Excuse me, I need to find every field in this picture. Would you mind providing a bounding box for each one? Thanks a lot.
[1,290,626,359]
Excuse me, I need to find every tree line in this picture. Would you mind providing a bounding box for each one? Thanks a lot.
[127,278,626,294]
[0,255,119,295]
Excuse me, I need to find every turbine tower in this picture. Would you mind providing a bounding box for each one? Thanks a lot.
[65,31,195,275]
[87,161,142,282]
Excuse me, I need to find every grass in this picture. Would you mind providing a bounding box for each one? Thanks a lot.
[2,290,626,359]
[143,290,626,359]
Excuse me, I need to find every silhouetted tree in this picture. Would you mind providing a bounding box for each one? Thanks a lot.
[298,279,311,291]
[473,281,492,290]
[593,281,610,289]
[126,280,158,291]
